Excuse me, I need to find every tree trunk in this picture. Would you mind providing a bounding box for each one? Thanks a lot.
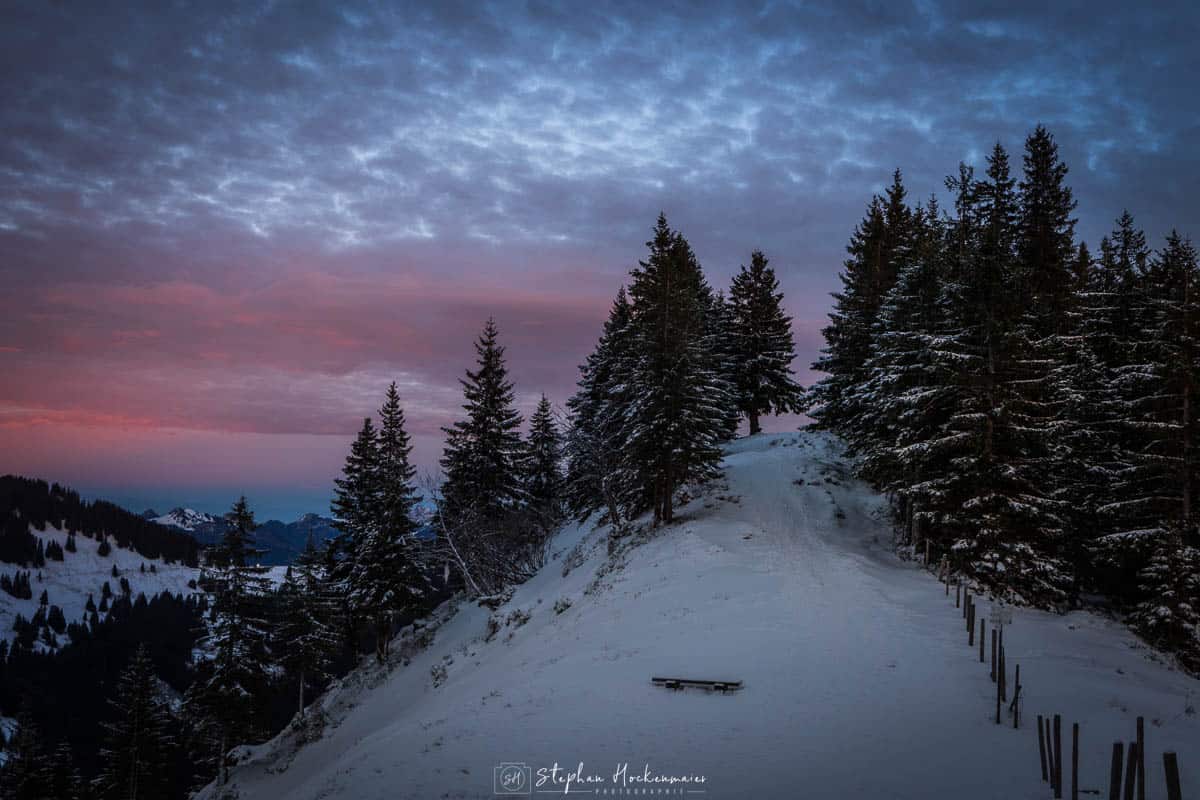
[298,671,305,718]
[748,411,761,436]
[662,461,674,524]
[376,617,388,664]
[1183,381,1191,525]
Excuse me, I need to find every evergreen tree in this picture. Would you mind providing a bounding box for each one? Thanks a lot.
[349,385,429,662]
[0,708,52,800]
[1101,232,1200,569]
[186,497,273,787]
[809,196,889,430]
[94,645,176,800]
[855,198,950,544]
[1017,124,1078,335]
[810,171,914,433]
[727,250,804,434]
[524,395,564,528]
[330,416,381,565]
[565,287,638,529]
[1130,524,1200,670]
[48,741,84,800]
[277,537,341,712]
[440,319,527,526]
[623,214,734,524]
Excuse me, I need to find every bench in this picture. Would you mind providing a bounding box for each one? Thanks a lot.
[651,677,744,693]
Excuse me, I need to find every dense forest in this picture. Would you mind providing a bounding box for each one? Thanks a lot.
[809,125,1200,669]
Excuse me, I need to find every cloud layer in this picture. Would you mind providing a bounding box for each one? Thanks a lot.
[2,1,1197,514]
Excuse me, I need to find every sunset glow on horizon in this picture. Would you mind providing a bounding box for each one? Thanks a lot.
[3,1,1196,519]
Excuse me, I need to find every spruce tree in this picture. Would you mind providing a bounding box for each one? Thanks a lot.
[48,741,84,800]
[0,708,52,800]
[855,199,950,544]
[95,644,176,800]
[1017,124,1078,335]
[186,497,273,787]
[524,394,564,528]
[1131,525,1200,670]
[277,536,341,713]
[565,287,638,529]
[350,385,429,662]
[330,417,381,564]
[440,318,526,525]
[809,196,889,431]
[623,214,734,524]
[728,250,804,435]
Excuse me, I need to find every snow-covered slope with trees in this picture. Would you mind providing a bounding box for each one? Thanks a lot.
[203,432,1200,800]
[0,526,199,648]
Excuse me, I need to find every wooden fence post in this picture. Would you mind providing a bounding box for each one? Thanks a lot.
[979,618,985,663]
[1110,742,1124,800]
[1163,752,1182,800]
[956,583,961,608]
[995,665,1002,724]
[1136,717,1145,800]
[1013,664,1021,729]
[1123,742,1137,800]
[1000,647,1007,703]
[1054,714,1063,799]
[1072,722,1079,800]
[991,629,998,681]
[1046,717,1057,792]
[1038,714,1048,782]
[969,603,975,646]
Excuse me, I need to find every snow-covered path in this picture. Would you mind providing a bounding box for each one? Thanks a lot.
[211,432,1199,800]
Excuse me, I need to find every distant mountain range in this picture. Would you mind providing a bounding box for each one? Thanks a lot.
[141,507,340,565]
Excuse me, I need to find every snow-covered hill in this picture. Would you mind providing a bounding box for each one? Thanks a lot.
[202,432,1199,800]
[0,526,200,647]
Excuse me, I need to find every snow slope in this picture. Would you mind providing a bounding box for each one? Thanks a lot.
[204,431,1199,800]
[0,527,200,647]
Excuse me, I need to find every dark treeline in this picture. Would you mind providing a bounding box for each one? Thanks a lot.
[808,125,1200,669]
[0,476,200,567]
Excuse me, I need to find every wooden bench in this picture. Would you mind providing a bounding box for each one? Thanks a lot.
[651,677,744,693]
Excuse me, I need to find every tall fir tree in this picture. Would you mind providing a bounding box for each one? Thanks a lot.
[0,708,52,800]
[810,170,914,434]
[727,250,805,435]
[276,536,341,712]
[350,385,429,662]
[623,214,734,524]
[524,395,564,529]
[440,318,527,524]
[186,497,274,787]
[565,287,638,529]
[330,417,382,569]
[94,644,176,800]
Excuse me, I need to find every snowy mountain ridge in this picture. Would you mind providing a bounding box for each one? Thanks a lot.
[150,507,220,531]
[201,431,1200,800]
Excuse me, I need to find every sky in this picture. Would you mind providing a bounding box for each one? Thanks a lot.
[2,1,1198,521]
